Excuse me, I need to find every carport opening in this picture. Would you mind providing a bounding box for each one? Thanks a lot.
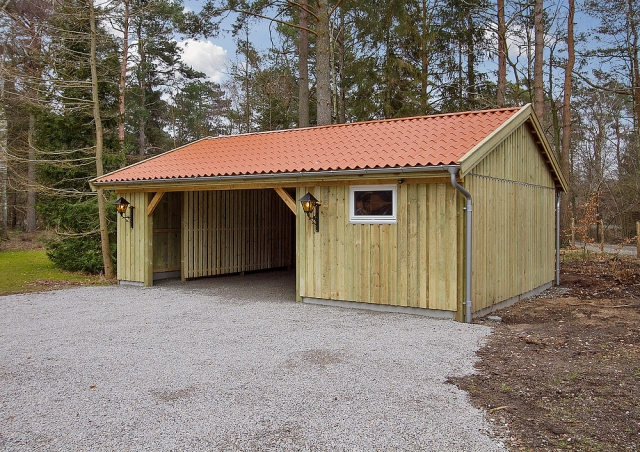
[152,188,296,285]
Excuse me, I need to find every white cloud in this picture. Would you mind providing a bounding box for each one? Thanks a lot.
[178,39,229,83]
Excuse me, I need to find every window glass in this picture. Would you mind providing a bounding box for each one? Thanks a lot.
[350,185,397,224]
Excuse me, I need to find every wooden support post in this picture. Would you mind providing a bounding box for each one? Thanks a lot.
[571,217,575,247]
[599,220,604,252]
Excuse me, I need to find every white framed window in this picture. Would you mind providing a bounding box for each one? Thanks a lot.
[349,185,397,224]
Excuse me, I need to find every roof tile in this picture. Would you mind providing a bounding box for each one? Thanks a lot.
[94,107,521,183]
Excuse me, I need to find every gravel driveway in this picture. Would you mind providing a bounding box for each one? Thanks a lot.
[1,270,506,451]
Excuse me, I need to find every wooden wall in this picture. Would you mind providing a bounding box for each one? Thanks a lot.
[466,122,557,312]
[153,192,181,275]
[115,119,557,317]
[116,192,153,285]
[297,182,462,312]
[182,189,294,279]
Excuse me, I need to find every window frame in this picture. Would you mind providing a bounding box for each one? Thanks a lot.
[349,185,398,224]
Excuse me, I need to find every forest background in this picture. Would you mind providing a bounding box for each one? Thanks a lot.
[0,0,638,275]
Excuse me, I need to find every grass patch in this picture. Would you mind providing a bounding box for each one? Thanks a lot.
[0,249,108,295]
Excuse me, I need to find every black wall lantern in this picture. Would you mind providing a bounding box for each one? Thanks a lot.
[114,197,134,228]
[299,192,320,232]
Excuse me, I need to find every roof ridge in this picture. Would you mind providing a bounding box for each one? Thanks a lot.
[200,106,525,141]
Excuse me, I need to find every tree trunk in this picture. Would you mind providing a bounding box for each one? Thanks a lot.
[331,25,338,122]
[26,113,36,232]
[497,0,506,107]
[384,23,393,118]
[420,0,429,112]
[316,0,332,126]
[467,11,476,106]
[627,0,640,138]
[0,47,7,238]
[338,11,346,124]
[533,0,544,120]
[243,24,251,133]
[137,23,146,157]
[458,40,463,109]
[118,0,129,162]
[560,0,575,236]
[298,0,309,127]
[90,0,115,280]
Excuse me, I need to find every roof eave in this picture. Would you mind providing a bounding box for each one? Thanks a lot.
[88,136,213,190]
[90,164,461,191]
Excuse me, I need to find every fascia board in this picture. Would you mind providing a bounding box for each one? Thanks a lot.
[458,104,568,192]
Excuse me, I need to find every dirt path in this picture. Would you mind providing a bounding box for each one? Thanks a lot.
[453,255,640,451]
[574,242,638,256]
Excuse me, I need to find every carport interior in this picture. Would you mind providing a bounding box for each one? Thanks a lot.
[152,188,296,282]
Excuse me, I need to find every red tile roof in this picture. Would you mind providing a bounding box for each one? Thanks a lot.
[93,107,522,184]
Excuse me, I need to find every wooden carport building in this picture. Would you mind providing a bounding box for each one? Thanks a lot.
[91,104,567,322]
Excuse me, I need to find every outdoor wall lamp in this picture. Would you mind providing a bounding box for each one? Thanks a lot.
[114,197,134,228]
[299,192,320,232]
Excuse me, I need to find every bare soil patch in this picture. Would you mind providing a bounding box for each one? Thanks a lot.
[0,230,50,251]
[452,254,640,451]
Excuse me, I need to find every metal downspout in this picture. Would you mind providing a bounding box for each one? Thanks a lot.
[448,167,473,323]
[556,194,561,285]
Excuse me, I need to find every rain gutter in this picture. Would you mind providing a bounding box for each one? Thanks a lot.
[90,165,462,188]
[448,167,473,323]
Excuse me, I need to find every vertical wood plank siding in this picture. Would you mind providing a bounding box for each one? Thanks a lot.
[116,192,153,285]
[466,123,557,312]
[152,192,181,273]
[297,183,460,311]
[182,189,293,279]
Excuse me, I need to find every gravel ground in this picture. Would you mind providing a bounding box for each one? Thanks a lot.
[1,270,506,451]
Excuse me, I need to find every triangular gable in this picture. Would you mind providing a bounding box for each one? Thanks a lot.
[458,104,567,192]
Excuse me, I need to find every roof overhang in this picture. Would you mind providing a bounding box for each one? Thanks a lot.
[90,165,461,193]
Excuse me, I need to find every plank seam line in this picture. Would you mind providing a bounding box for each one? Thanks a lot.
[467,173,555,191]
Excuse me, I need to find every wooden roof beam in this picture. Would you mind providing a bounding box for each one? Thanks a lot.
[274,187,296,214]
[147,191,165,216]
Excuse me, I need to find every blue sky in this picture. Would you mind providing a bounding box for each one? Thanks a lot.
[179,1,603,87]
[181,0,273,83]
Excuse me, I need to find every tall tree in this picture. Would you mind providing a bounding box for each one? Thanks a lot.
[257,45,299,131]
[89,0,115,279]
[207,0,342,126]
[533,0,544,119]
[110,0,131,159]
[343,0,448,119]
[581,0,640,237]
[560,0,575,232]
[0,4,8,238]
[128,0,202,157]
[315,0,332,124]
[31,0,122,275]
[227,20,261,134]
[298,0,310,127]
[169,79,228,144]
[497,0,506,107]
[3,0,50,232]
[0,55,6,238]
[439,0,492,111]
